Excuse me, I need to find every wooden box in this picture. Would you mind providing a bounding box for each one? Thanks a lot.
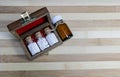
[7,7,63,60]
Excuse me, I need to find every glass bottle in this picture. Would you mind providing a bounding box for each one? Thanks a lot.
[35,31,49,50]
[25,36,41,55]
[44,27,58,46]
[52,15,73,41]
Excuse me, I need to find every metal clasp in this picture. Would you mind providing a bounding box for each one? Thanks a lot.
[21,11,31,23]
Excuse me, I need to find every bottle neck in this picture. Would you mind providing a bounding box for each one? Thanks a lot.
[55,20,64,26]
[25,37,33,44]
[38,36,43,40]
[27,41,33,44]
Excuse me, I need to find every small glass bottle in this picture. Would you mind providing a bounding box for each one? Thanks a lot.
[25,36,41,55]
[44,27,58,46]
[35,31,50,50]
[52,15,73,41]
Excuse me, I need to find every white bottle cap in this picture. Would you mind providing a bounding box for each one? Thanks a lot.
[52,15,63,24]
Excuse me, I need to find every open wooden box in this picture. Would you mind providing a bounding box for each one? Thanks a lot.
[7,7,63,60]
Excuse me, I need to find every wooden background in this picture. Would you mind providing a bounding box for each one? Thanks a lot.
[1,0,120,77]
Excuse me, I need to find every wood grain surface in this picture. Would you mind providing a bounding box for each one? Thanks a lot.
[1,0,120,77]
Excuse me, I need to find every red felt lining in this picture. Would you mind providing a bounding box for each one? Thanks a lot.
[16,17,46,35]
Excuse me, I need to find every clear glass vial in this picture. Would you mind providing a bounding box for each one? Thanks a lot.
[52,15,73,41]
[25,36,41,55]
[35,31,49,50]
[44,27,58,46]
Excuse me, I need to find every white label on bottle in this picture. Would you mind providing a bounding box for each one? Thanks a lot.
[37,37,49,50]
[28,42,41,55]
[46,33,58,46]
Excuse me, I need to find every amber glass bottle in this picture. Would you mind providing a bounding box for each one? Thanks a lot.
[52,15,73,41]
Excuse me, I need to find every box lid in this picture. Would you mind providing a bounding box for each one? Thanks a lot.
[7,7,50,33]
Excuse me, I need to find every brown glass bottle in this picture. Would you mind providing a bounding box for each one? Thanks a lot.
[52,15,73,41]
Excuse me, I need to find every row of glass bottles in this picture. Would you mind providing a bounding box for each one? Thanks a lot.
[25,27,58,55]
[25,15,73,56]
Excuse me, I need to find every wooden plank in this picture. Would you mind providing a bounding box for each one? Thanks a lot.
[0,32,16,39]
[3,20,120,28]
[1,0,120,6]
[2,13,120,21]
[3,31,120,39]
[73,31,120,38]
[1,70,120,77]
[23,70,120,77]
[62,38,120,46]
[2,20,120,32]
[3,38,120,47]
[1,54,120,63]
[1,61,120,71]
[3,25,120,32]
[0,71,26,77]
[1,46,120,55]
[0,6,120,13]
[0,47,24,55]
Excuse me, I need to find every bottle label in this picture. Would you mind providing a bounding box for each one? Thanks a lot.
[28,42,41,55]
[46,33,58,46]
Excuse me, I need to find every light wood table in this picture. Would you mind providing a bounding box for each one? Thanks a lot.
[1,0,120,77]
